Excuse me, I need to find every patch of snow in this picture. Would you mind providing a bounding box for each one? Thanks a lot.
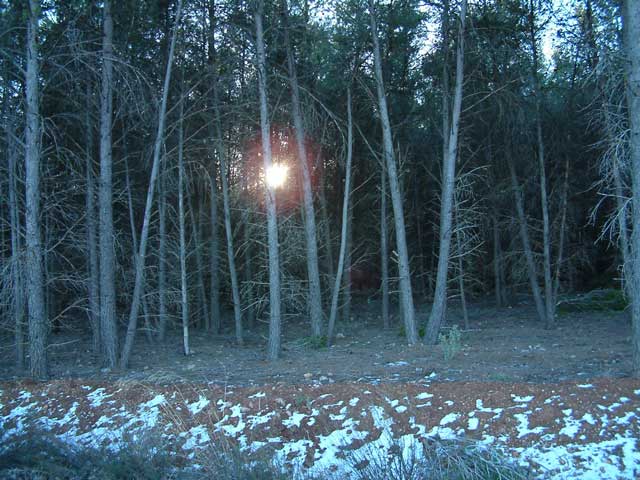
[386,361,409,367]
[577,384,594,389]
[87,388,112,408]
[182,425,210,450]
[248,392,266,399]
[188,395,210,415]
[349,397,359,407]
[440,413,460,425]
[511,394,534,403]
[514,412,545,438]
[416,392,433,400]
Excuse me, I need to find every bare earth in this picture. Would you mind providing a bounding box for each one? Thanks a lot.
[0,301,638,478]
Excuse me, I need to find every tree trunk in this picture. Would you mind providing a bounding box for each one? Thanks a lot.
[454,198,469,330]
[369,0,417,345]
[492,214,503,308]
[206,3,221,334]
[255,0,282,360]
[624,0,640,376]
[25,0,47,380]
[381,164,390,329]
[508,157,546,323]
[341,198,352,324]
[212,77,244,345]
[328,88,354,345]
[317,155,335,287]
[529,0,554,328]
[424,0,467,345]
[85,85,100,354]
[98,0,117,368]
[189,198,210,329]
[119,0,182,369]
[124,156,153,344]
[553,159,570,301]
[209,169,221,333]
[178,92,190,356]
[157,155,168,341]
[7,112,25,371]
[282,1,324,338]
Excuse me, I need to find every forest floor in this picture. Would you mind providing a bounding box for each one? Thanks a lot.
[1,299,638,478]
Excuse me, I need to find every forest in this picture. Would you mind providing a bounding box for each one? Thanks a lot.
[1,0,640,477]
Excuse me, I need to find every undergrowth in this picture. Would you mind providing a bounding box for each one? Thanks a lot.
[0,427,529,480]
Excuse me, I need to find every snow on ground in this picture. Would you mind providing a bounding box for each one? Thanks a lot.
[0,379,639,479]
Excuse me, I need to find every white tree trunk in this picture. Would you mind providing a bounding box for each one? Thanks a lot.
[25,0,47,379]
[529,0,554,328]
[370,0,418,345]
[178,93,190,356]
[425,0,467,345]
[328,88,354,344]
[283,1,324,338]
[255,0,282,360]
[119,0,182,368]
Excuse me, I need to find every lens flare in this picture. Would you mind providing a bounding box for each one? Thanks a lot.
[265,163,288,188]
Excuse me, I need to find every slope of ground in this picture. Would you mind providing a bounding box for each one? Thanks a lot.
[1,378,639,478]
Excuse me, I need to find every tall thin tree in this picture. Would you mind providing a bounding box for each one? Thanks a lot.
[369,0,418,345]
[120,0,183,368]
[255,0,282,360]
[98,0,117,367]
[425,0,468,345]
[25,0,47,379]
[282,0,324,338]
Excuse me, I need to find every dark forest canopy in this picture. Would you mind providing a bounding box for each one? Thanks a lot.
[1,0,639,379]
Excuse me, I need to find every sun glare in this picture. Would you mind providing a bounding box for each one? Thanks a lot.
[265,163,288,189]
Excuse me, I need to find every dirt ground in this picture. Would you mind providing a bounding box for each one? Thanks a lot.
[0,297,632,385]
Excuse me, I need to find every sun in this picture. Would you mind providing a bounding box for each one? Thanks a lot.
[265,163,288,189]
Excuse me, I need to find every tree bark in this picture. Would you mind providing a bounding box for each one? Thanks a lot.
[282,0,324,338]
[508,157,546,323]
[119,0,182,369]
[529,0,554,328]
[178,92,190,356]
[157,155,168,341]
[424,0,467,345]
[255,0,282,360]
[369,0,418,345]
[625,0,640,376]
[25,0,47,379]
[98,0,117,368]
[212,77,244,345]
[381,164,390,329]
[85,85,100,354]
[209,172,222,333]
[7,112,25,370]
[328,88,354,345]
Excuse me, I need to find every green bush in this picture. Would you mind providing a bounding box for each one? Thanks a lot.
[556,289,628,315]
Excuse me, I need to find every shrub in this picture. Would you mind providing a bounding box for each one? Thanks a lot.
[348,437,529,480]
[438,325,462,362]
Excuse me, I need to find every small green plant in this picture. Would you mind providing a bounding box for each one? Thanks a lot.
[303,335,327,349]
[438,325,462,362]
[398,326,426,338]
